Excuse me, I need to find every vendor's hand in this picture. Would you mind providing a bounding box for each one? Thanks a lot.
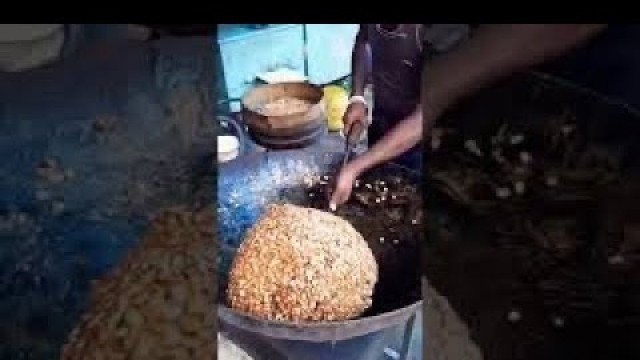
[329,163,361,211]
[343,102,368,136]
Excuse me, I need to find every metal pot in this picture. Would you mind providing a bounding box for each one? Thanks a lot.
[241,82,327,149]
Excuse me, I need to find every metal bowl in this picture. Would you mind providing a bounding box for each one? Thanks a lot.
[241,82,326,147]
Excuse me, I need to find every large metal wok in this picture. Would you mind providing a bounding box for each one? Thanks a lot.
[217,149,422,359]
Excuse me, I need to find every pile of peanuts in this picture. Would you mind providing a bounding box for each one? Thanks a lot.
[228,204,378,322]
[259,97,312,117]
[61,208,216,360]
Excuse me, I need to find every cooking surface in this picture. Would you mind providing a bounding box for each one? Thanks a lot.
[217,151,422,316]
[217,147,424,358]
[0,37,215,359]
[304,171,423,316]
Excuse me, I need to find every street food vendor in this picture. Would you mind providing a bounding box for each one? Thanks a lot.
[340,24,468,169]
[330,23,468,207]
[331,24,614,207]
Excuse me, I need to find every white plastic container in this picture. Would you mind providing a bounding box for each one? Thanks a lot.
[218,135,240,163]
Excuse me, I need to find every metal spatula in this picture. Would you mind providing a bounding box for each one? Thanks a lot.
[328,121,365,211]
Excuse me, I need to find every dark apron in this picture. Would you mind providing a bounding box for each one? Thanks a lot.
[366,24,470,171]
[367,24,425,171]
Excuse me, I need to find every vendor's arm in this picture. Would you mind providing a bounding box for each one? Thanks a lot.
[331,24,607,207]
[343,25,372,134]
[350,24,371,98]
[423,24,606,119]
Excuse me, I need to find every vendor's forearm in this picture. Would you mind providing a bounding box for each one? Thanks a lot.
[424,24,607,113]
[351,26,371,97]
[351,107,422,173]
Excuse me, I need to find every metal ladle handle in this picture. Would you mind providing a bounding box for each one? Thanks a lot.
[342,121,365,167]
[218,115,246,153]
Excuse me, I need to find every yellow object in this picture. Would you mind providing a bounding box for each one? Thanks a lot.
[323,85,349,132]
